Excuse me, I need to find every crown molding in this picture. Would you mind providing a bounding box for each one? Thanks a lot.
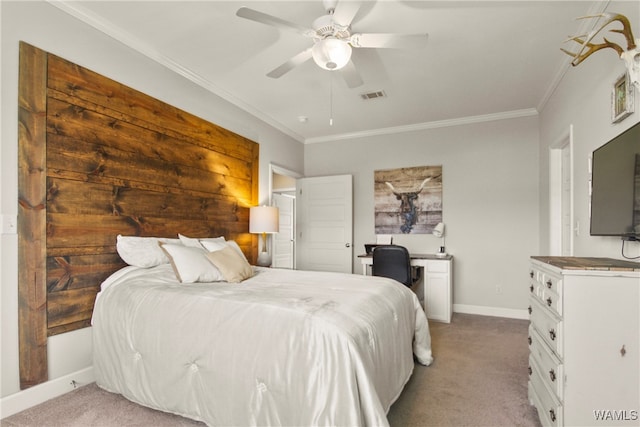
[304,108,539,144]
[47,1,306,144]
[536,0,609,113]
[48,1,543,147]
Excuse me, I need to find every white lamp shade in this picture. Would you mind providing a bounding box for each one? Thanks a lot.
[432,222,445,237]
[312,37,352,70]
[249,206,279,234]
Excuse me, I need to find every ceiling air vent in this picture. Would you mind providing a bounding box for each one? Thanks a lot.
[360,90,386,100]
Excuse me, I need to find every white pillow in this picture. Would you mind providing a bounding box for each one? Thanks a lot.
[178,233,204,248]
[206,245,254,283]
[159,243,224,283]
[202,235,226,243]
[201,239,247,259]
[200,239,226,252]
[116,235,181,268]
[178,234,226,249]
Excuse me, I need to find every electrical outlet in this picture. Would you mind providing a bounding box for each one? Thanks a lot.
[495,285,503,294]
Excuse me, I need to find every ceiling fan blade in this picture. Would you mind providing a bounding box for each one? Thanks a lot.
[351,33,429,49]
[340,60,364,88]
[266,48,313,79]
[236,7,313,37]
[331,1,362,28]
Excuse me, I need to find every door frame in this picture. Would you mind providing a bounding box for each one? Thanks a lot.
[549,125,574,256]
[269,163,302,204]
[269,163,302,265]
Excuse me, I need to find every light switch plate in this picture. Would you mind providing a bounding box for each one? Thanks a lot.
[1,214,18,234]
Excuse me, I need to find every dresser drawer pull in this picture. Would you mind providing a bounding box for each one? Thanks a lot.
[549,329,556,341]
[546,297,553,307]
[550,409,556,422]
[528,366,532,376]
[530,271,534,278]
[549,369,556,382]
[528,336,532,345]
[529,284,534,293]
[546,280,553,289]
[528,306,532,315]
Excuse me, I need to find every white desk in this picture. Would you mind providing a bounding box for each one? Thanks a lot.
[358,253,453,323]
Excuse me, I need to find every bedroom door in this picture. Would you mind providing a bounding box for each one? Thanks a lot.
[295,175,353,273]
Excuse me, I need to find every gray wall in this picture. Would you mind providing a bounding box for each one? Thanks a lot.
[304,116,540,315]
[539,0,640,260]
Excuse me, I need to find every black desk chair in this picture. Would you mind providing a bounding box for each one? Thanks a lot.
[372,245,420,287]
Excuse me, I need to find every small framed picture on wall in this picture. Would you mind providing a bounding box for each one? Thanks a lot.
[611,72,634,123]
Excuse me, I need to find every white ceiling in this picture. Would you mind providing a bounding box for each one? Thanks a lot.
[53,1,605,143]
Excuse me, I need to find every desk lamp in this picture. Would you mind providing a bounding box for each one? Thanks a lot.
[433,222,446,256]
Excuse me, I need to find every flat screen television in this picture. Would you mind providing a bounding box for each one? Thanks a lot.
[590,121,640,239]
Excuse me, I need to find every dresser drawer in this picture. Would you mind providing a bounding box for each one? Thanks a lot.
[529,297,563,358]
[529,325,563,400]
[529,362,563,427]
[540,271,563,295]
[541,286,562,317]
[529,269,563,317]
[528,277,543,300]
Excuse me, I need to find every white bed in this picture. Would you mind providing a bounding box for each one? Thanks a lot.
[92,253,433,426]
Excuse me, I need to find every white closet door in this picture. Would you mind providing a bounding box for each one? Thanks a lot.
[296,175,353,273]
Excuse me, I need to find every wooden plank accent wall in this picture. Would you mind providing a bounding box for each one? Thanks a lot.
[17,42,259,389]
[18,42,49,389]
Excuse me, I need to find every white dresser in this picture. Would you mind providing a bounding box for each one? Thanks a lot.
[528,256,640,427]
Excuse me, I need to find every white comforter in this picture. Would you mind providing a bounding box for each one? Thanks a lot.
[92,265,433,426]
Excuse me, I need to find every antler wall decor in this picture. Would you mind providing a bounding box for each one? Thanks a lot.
[562,13,640,89]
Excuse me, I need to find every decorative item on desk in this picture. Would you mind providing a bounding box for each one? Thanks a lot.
[376,234,393,245]
[249,205,279,267]
[433,222,447,256]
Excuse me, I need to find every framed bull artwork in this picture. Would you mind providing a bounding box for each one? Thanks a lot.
[374,166,442,234]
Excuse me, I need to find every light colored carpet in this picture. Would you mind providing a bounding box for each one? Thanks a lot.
[387,313,541,427]
[2,313,541,427]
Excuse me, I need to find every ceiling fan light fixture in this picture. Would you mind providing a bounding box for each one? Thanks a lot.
[312,37,352,70]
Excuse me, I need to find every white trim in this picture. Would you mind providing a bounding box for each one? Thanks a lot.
[269,163,303,205]
[46,1,540,146]
[535,1,608,114]
[304,108,539,144]
[549,125,574,256]
[269,164,303,179]
[453,304,529,320]
[47,1,305,144]
[0,367,94,419]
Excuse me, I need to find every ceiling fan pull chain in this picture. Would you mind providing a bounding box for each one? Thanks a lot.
[329,73,334,126]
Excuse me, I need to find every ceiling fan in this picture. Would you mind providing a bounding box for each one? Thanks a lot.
[236,0,428,88]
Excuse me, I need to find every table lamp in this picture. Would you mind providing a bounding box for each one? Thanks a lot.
[249,206,279,267]
[433,222,446,256]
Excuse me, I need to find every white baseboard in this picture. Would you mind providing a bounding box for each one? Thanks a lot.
[454,304,529,320]
[0,367,94,419]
